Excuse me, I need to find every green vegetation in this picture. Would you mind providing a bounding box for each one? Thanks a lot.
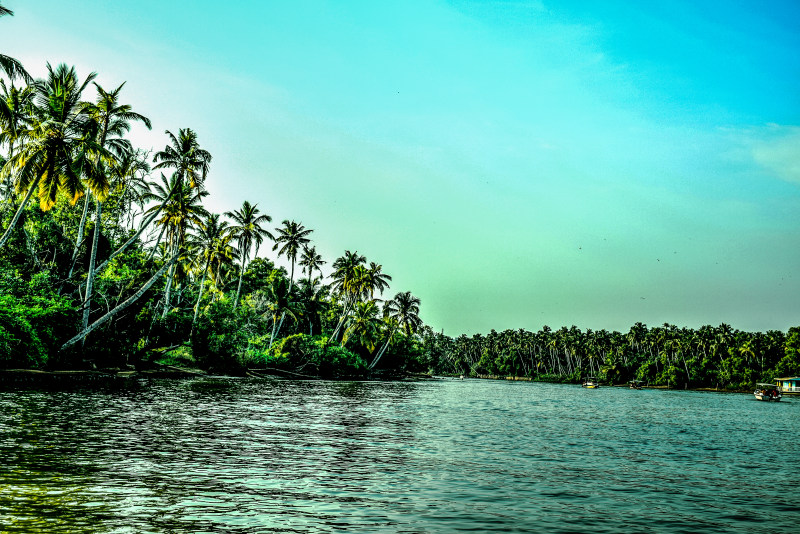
[423,324,800,390]
[1,3,796,390]
[0,2,427,377]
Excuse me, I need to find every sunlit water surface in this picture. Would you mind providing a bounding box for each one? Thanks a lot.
[1,378,798,533]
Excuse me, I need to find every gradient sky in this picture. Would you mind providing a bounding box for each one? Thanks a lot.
[3,0,799,335]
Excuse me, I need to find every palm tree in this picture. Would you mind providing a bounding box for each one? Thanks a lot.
[142,173,209,317]
[152,128,211,191]
[0,64,97,248]
[342,300,381,351]
[0,3,32,83]
[191,213,231,328]
[78,82,151,337]
[370,291,421,369]
[364,261,392,298]
[299,245,325,285]
[226,200,273,309]
[328,250,366,342]
[0,79,32,224]
[272,220,312,291]
[265,275,298,350]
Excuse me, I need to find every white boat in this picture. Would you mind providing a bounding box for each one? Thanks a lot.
[754,383,782,402]
[581,377,600,389]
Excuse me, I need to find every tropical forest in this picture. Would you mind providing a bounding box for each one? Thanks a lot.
[1,3,798,389]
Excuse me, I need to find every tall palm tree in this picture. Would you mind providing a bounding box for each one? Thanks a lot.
[0,64,97,248]
[328,250,366,342]
[191,213,231,328]
[272,220,312,291]
[0,3,32,83]
[271,220,312,342]
[226,200,273,309]
[299,244,325,285]
[0,79,32,225]
[142,173,209,317]
[78,82,151,338]
[152,128,211,191]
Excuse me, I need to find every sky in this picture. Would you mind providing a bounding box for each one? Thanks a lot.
[2,0,799,335]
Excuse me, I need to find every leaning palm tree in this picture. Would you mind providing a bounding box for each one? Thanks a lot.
[370,291,422,369]
[191,213,231,328]
[77,82,151,337]
[328,250,366,342]
[0,3,32,83]
[226,200,273,309]
[143,173,209,317]
[0,63,98,248]
[342,299,381,351]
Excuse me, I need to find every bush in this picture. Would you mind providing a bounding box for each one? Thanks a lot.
[269,334,367,377]
[0,294,75,369]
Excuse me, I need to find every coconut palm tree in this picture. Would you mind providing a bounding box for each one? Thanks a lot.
[272,220,312,291]
[191,213,231,328]
[226,200,273,309]
[0,64,97,248]
[78,82,151,337]
[364,261,392,298]
[342,300,381,351]
[152,128,211,192]
[299,244,325,285]
[370,291,422,369]
[142,173,209,317]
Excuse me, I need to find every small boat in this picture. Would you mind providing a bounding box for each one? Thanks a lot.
[629,380,643,390]
[754,383,782,402]
[581,377,600,388]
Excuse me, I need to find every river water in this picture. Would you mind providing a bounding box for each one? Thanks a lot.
[1,378,798,533]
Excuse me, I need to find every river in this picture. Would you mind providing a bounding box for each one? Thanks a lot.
[1,378,798,533]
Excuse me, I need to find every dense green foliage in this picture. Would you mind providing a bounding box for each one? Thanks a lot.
[422,324,800,389]
[0,4,426,375]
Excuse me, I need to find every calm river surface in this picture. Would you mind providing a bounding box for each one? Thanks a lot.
[1,378,799,533]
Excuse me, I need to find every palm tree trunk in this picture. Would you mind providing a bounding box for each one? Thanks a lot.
[61,252,179,351]
[0,171,42,248]
[328,297,353,343]
[369,326,396,369]
[192,258,210,329]
[161,241,177,319]
[233,252,247,310]
[67,192,92,279]
[81,199,102,344]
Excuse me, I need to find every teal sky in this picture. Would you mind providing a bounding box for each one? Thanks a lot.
[3,0,800,334]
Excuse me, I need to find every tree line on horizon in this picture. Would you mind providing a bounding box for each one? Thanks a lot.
[0,3,427,376]
[423,323,800,389]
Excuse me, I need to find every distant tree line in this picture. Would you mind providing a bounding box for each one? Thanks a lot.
[422,323,800,389]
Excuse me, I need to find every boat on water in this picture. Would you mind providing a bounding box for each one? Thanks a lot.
[754,383,782,402]
[581,377,600,388]
[629,380,643,390]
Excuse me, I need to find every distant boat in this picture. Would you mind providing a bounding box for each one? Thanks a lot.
[581,377,600,389]
[629,380,643,390]
[754,383,782,402]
